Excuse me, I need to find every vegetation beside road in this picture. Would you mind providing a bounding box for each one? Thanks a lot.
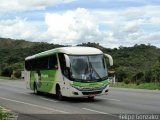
[110,82,160,90]
[0,38,160,86]
[0,107,9,120]
[0,106,18,120]
[0,76,11,80]
[0,38,63,79]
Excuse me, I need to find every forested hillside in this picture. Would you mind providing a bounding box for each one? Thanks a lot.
[0,38,160,84]
[78,43,160,84]
[0,38,64,78]
[0,38,37,49]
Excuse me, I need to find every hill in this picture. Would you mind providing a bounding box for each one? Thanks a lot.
[0,38,160,83]
[0,38,64,64]
[76,42,160,83]
[0,38,64,77]
[0,38,38,49]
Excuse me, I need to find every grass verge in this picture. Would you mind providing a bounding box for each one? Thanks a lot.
[0,106,10,120]
[110,82,160,90]
[0,76,21,80]
[0,106,18,120]
[0,76,11,80]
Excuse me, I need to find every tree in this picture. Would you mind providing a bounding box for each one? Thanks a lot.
[144,70,153,83]
[151,58,160,85]
[116,68,128,82]
[132,72,144,83]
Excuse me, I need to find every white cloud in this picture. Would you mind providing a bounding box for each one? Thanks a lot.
[139,32,160,41]
[45,8,102,44]
[1,4,160,48]
[123,8,146,20]
[149,17,160,25]
[91,5,160,48]
[123,22,139,33]
[0,18,50,42]
[0,0,75,12]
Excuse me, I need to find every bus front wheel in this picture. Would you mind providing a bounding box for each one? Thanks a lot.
[56,86,63,100]
[88,96,95,101]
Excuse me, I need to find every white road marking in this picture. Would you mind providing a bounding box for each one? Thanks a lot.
[82,108,117,117]
[0,96,69,114]
[40,97,58,102]
[82,108,109,114]
[98,97,120,102]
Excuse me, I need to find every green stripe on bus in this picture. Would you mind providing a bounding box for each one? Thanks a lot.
[72,80,108,87]
[30,70,57,93]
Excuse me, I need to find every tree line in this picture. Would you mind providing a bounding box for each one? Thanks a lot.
[0,38,160,85]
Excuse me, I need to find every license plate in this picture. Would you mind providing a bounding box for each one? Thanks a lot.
[89,94,96,97]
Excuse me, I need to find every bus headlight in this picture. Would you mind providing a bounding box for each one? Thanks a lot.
[70,84,82,90]
[101,84,108,89]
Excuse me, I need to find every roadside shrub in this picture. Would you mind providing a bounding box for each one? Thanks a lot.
[1,68,13,77]
[136,81,140,86]
[124,79,130,84]
[11,71,16,80]
[15,70,21,78]
[116,68,128,82]
[10,70,21,79]
[0,107,10,120]
[1,63,23,79]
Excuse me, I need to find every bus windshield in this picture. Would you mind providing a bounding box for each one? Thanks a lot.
[69,55,108,82]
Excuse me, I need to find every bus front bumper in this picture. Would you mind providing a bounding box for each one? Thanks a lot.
[62,85,109,98]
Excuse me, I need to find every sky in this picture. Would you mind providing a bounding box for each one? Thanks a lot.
[0,0,160,48]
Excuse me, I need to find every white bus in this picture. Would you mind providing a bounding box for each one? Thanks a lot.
[24,47,113,100]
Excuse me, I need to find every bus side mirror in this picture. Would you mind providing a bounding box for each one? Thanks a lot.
[104,54,113,66]
[64,54,70,68]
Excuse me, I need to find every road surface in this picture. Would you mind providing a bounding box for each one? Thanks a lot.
[0,80,160,120]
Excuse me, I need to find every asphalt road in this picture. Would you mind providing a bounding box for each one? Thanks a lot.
[0,80,160,120]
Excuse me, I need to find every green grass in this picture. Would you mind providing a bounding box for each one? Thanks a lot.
[0,76,11,80]
[0,107,10,120]
[0,76,21,80]
[110,82,160,90]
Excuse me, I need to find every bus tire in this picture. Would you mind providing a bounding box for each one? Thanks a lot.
[56,85,63,100]
[88,96,95,101]
[34,82,39,95]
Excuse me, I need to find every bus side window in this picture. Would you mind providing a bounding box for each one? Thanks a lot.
[25,60,31,70]
[49,55,58,69]
[31,59,36,70]
[38,57,48,70]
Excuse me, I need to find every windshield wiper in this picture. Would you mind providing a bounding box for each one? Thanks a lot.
[88,58,102,81]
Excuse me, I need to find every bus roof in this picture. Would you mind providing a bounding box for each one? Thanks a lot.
[25,47,103,60]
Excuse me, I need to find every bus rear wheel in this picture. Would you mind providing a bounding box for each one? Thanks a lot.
[34,83,39,95]
[56,86,63,100]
